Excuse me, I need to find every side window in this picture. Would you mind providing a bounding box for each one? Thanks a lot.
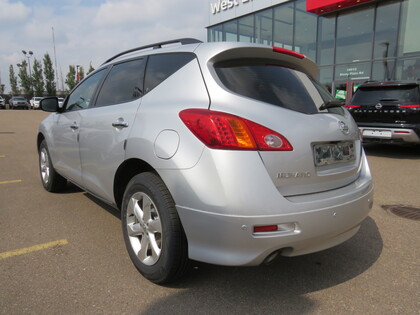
[144,53,195,93]
[66,69,106,112]
[96,58,146,107]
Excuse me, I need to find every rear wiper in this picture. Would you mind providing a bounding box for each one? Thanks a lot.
[319,100,344,111]
[379,98,399,102]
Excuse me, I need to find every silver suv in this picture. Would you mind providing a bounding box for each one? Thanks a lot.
[38,38,373,284]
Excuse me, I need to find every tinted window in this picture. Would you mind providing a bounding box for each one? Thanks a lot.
[66,69,106,111]
[351,86,419,105]
[96,58,146,107]
[215,62,319,114]
[144,53,195,93]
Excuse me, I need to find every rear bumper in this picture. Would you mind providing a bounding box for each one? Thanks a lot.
[174,150,374,266]
[359,126,420,143]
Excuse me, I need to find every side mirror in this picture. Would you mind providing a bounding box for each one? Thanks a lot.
[40,97,59,112]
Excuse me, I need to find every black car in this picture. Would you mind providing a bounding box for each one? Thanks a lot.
[346,81,420,144]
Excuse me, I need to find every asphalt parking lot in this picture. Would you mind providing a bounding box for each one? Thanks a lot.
[0,110,419,314]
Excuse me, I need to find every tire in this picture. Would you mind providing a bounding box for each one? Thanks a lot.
[121,172,189,284]
[39,140,67,192]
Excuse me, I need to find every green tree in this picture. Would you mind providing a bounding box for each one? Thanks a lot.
[32,58,45,96]
[9,65,19,95]
[43,53,56,96]
[78,66,85,82]
[65,65,77,91]
[17,60,32,97]
[87,63,95,75]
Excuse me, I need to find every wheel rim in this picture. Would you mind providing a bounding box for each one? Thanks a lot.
[40,148,50,185]
[126,192,162,266]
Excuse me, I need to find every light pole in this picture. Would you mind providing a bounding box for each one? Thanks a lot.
[22,50,34,98]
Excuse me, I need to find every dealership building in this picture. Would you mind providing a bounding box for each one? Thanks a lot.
[207,0,420,100]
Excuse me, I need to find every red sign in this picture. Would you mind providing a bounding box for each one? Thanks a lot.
[306,0,376,15]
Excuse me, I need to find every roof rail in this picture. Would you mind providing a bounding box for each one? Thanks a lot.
[102,38,203,65]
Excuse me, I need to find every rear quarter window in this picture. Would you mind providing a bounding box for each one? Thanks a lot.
[144,53,196,93]
[214,62,319,114]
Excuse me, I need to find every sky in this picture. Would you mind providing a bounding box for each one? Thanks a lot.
[0,0,209,93]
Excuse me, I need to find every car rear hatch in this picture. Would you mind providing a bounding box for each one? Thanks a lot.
[202,45,363,197]
[348,83,420,125]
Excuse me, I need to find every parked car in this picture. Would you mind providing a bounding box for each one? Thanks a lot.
[30,97,43,109]
[0,96,5,109]
[37,39,373,284]
[346,81,420,144]
[9,96,29,109]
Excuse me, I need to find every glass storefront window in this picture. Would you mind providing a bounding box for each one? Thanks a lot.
[335,63,371,81]
[396,58,420,80]
[336,5,374,63]
[400,0,420,56]
[223,20,238,41]
[317,15,336,66]
[238,15,254,43]
[273,2,294,50]
[208,25,223,42]
[373,0,400,60]
[372,60,396,81]
[294,0,317,61]
[319,66,333,94]
[255,9,273,45]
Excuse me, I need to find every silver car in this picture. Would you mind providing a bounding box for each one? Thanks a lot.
[37,39,373,284]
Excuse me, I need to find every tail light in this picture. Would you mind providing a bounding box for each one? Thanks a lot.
[344,105,361,108]
[179,109,293,151]
[400,105,420,108]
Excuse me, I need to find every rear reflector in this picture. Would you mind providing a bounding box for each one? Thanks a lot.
[254,225,278,233]
[394,130,410,134]
[272,46,305,59]
[179,109,293,151]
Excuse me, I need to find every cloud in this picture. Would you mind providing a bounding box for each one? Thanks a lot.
[0,0,208,93]
[0,0,31,24]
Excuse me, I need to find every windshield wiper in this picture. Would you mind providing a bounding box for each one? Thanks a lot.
[319,100,343,111]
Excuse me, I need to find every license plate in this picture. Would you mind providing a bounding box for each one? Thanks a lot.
[362,129,392,139]
[313,141,355,166]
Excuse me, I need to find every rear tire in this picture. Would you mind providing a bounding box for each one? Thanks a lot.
[121,172,189,284]
[39,140,67,192]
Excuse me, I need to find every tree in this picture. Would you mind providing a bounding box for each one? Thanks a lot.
[17,60,32,97]
[9,65,19,95]
[32,59,45,96]
[78,66,85,82]
[65,65,77,91]
[87,63,95,75]
[43,53,56,96]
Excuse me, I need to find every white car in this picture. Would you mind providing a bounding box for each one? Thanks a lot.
[38,39,374,284]
[30,97,43,109]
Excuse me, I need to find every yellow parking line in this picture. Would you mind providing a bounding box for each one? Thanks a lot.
[0,155,5,158]
[0,239,68,260]
[0,179,22,184]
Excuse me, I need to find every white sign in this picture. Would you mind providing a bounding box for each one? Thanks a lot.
[210,0,253,15]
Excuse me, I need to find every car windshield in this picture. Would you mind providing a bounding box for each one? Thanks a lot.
[214,61,321,114]
[351,85,419,105]
[15,97,25,100]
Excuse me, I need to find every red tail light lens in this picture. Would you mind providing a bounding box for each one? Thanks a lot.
[272,46,305,59]
[344,105,361,108]
[400,105,420,108]
[179,109,293,151]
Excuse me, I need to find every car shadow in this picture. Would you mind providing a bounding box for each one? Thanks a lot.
[141,217,382,314]
[363,143,420,159]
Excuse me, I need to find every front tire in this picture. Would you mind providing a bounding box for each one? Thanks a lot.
[39,140,67,192]
[121,172,189,284]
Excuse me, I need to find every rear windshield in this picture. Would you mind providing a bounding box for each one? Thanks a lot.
[351,85,420,105]
[214,62,321,114]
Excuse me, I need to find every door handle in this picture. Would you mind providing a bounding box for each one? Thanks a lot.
[70,122,79,130]
[112,120,129,128]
